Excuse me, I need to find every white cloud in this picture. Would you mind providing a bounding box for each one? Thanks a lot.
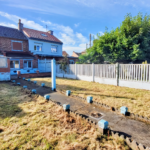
[63,43,86,53]
[0,22,17,28]
[60,33,76,45]
[76,32,87,43]
[0,11,45,31]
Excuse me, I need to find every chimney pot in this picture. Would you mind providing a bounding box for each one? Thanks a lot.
[48,30,53,35]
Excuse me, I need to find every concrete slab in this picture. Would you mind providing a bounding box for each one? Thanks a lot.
[15,78,150,147]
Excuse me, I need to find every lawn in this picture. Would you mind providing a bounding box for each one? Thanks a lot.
[0,83,129,150]
[31,77,150,118]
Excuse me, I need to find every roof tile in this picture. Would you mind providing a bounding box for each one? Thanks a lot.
[23,28,63,44]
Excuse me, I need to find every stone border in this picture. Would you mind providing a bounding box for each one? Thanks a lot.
[12,80,150,149]
[57,90,150,125]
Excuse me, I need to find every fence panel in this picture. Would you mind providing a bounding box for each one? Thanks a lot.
[77,64,92,76]
[119,64,150,82]
[95,64,116,78]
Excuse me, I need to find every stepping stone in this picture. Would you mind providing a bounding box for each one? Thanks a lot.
[63,104,70,111]
[44,94,50,100]
[120,106,128,115]
[87,96,93,103]
[41,83,45,87]
[17,82,20,85]
[12,80,16,83]
[32,89,36,94]
[66,90,71,96]
[34,81,37,84]
[98,119,109,129]
[23,86,27,89]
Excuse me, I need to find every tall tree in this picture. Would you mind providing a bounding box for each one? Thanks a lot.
[77,13,150,64]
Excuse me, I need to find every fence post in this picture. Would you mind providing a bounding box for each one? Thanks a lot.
[92,63,95,82]
[116,63,119,86]
[75,63,77,79]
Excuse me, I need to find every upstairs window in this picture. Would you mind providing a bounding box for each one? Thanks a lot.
[12,41,22,51]
[24,60,32,69]
[34,43,42,51]
[10,60,19,69]
[51,45,57,52]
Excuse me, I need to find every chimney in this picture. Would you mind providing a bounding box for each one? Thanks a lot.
[18,19,23,31]
[48,30,53,35]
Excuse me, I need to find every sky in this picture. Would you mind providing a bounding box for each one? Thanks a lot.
[0,0,150,56]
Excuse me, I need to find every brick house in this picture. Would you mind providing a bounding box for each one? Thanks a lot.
[0,23,38,78]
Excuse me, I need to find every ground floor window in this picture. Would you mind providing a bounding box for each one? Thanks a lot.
[10,60,19,69]
[24,60,32,69]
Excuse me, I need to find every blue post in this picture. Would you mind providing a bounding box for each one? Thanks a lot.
[51,58,56,91]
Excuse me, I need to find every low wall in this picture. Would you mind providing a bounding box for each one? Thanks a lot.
[119,80,150,90]
[19,72,51,78]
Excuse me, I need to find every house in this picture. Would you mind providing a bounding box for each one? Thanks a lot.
[0,24,37,77]
[62,51,69,57]
[72,50,86,58]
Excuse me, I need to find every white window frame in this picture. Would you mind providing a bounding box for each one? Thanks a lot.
[51,45,57,53]
[10,59,20,69]
[23,60,32,69]
[34,43,42,51]
[11,40,23,51]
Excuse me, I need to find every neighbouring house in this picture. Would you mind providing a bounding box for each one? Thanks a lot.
[72,50,86,58]
[62,51,69,57]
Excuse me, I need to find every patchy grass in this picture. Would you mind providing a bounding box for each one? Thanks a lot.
[31,77,150,118]
[0,83,129,150]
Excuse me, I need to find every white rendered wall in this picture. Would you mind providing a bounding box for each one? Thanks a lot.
[29,39,62,56]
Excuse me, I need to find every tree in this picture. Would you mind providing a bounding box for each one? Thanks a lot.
[77,13,150,64]
[57,56,69,77]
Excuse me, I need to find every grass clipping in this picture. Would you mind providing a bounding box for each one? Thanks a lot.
[0,83,129,150]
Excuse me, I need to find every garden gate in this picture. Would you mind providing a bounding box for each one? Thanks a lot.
[38,59,51,73]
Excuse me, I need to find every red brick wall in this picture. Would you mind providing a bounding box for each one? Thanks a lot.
[0,59,10,72]
[20,60,23,69]
[0,37,28,52]
[33,59,38,68]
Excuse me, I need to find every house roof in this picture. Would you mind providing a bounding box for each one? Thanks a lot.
[0,26,28,40]
[23,28,63,44]
[62,51,69,56]
[73,51,82,57]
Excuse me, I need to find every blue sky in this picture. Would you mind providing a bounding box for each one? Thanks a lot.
[0,0,150,56]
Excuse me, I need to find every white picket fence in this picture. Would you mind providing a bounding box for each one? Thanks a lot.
[56,63,150,90]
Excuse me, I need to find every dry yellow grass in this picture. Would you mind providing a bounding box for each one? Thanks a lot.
[0,83,129,150]
[31,77,150,118]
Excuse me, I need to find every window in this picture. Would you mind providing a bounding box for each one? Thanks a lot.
[51,45,57,52]
[34,43,42,51]
[10,60,19,69]
[41,33,47,37]
[69,60,74,64]
[24,60,32,69]
[12,41,22,51]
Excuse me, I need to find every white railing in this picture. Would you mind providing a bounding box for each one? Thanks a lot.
[56,63,150,90]
[119,64,150,82]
